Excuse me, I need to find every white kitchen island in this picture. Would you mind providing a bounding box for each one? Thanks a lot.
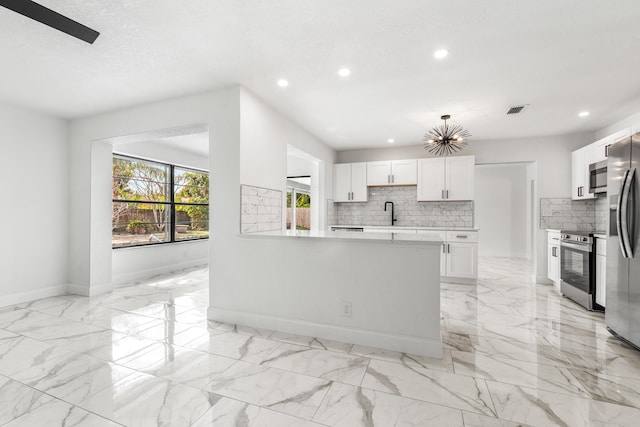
[208,230,444,358]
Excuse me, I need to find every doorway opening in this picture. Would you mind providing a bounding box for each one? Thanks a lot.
[474,162,537,276]
[287,145,322,232]
[287,176,311,231]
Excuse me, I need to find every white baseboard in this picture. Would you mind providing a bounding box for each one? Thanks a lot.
[535,275,553,285]
[442,276,477,285]
[111,259,207,285]
[0,284,69,308]
[67,282,113,297]
[208,306,443,358]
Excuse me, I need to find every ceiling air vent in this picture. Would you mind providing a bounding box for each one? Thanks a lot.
[506,105,529,115]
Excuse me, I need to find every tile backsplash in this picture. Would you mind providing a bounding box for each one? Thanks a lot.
[240,184,282,233]
[540,197,608,231]
[332,186,473,227]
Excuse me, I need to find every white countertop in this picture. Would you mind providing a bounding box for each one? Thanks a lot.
[329,225,479,231]
[240,229,443,245]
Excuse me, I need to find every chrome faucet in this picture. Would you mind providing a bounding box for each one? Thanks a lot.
[384,201,397,226]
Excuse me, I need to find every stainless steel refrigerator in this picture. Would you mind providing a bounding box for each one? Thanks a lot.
[606,132,640,347]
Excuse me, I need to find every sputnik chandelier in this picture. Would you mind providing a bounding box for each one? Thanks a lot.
[423,114,471,156]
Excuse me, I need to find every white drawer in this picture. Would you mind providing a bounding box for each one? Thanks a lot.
[364,228,417,234]
[446,231,478,243]
[548,231,561,243]
[596,238,606,256]
[417,230,446,241]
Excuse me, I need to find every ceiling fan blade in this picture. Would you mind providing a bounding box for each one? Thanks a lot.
[0,0,99,44]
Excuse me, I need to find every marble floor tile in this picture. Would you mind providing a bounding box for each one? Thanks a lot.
[133,321,212,346]
[3,399,121,427]
[192,396,324,427]
[190,330,282,363]
[569,368,640,409]
[469,335,596,370]
[487,380,640,427]
[269,331,354,353]
[462,412,534,427]
[361,358,497,416]
[0,375,53,425]
[451,350,589,397]
[313,381,464,426]
[119,345,236,388]
[350,344,454,372]
[78,370,219,426]
[261,343,369,385]
[3,257,640,426]
[205,360,331,420]
[0,331,73,376]
[11,351,137,405]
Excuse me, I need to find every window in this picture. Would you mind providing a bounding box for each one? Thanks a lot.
[112,154,209,248]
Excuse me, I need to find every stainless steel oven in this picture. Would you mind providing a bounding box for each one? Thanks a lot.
[589,160,607,195]
[560,231,602,311]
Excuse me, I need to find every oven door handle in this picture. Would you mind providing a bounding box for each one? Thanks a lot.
[617,168,631,259]
[560,241,592,252]
[620,168,635,258]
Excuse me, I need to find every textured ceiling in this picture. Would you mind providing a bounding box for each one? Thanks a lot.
[1,1,640,149]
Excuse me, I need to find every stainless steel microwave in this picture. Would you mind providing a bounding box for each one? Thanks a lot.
[589,160,607,195]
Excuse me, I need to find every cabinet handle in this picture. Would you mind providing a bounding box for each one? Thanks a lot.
[442,190,445,199]
[446,190,449,199]
[605,144,610,157]
[456,235,468,239]
[447,244,451,253]
[442,244,446,253]
[392,175,395,183]
[387,175,390,183]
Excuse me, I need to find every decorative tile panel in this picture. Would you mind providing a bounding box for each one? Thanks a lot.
[333,186,473,227]
[539,198,597,230]
[240,185,282,233]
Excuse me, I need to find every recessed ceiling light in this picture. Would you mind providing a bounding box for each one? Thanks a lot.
[277,79,289,87]
[387,139,395,143]
[434,49,448,59]
[579,111,590,117]
[338,68,351,77]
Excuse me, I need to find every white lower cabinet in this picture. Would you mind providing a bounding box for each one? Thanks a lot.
[417,230,478,283]
[596,238,606,307]
[547,231,561,287]
[446,242,478,279]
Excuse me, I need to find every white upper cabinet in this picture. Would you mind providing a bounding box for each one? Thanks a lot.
[593,136,612,163]
[571,145,594,200]
[351,163,368,201]
[446,156,475,200]
[417,155,475,201]
[366,159,417,186]
[366,162,391,186]
[390,159,418,185]
[417,158,446,200]
[334,162,368,202]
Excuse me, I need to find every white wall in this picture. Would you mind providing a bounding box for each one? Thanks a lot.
[69,89,233,294]
[475,164,529,258]
[0,101,69,305]
[114,140,208,170]
[111,139,209,284]
[239,89,336,231]
[595,110,640,139]
[337,132,592,283]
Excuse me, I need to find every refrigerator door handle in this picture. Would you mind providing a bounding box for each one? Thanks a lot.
[617,169,631,258]
[623,168,636,257]
[616,169,631,258]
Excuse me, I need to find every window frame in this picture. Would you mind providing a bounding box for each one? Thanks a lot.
[112,153,209,249]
